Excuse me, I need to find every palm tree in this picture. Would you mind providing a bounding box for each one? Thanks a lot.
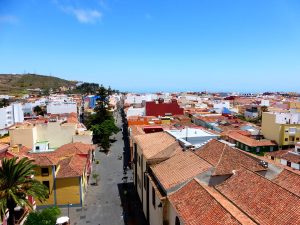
[0,157,49,225]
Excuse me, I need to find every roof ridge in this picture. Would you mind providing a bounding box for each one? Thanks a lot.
[214,142,227,169]
[220,166,300,200]
[194,178,257,225]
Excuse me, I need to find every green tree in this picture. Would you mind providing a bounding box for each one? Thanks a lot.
[0,99,9,108]
[25,207,61,225]
[91,119,119,150]
[84,85,119,151]
[75,82,99,94]
[0,157,49,225]
[33,106,45,116]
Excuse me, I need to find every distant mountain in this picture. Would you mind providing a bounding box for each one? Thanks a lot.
[0,74,77,95]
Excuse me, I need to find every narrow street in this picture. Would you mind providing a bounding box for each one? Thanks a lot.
[61,110,146,225]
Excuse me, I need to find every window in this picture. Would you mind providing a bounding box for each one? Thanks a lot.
[296,138,300,141]
[144,173,147,189]
[285,138,288,142]
[43,181,50,193]
[287,161,291,167]
[152,187,156,208]
[41,167,49,176]
[35,146,40,151]
[290,136,295,142]
[175,216,180,225]
[271,156,274,160]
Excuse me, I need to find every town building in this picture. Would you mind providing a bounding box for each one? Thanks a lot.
[9,113,92,149]
[265,143,300,169]
[0,103,24,136]
[262,112,300,147]
[223,130,276,153]
[2,142,95,207]
[145,99,184,117]
[131,123,300,225]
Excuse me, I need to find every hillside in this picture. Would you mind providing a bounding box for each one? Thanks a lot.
[0,74,77,95]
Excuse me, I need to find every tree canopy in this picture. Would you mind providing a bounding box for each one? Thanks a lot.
[0,157,49,225]
[84,85,119,151]
[25,207,61,225]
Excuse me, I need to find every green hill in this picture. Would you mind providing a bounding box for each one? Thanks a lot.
[0,74,77,95]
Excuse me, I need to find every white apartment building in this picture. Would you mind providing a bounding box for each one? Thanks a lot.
[47,101,77,114]
[0,103,24,135]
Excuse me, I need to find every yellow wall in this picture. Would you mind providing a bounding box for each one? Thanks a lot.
[34,165,56,206]
[281,124,300,146]
[289,102,300,109]
[261,113,281,144]
[56,177,81,205]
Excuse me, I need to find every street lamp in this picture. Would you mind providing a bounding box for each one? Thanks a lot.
[67,202,73,218]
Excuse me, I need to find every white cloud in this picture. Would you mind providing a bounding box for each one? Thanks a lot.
[67,8,102,24]
[0,15,18,24]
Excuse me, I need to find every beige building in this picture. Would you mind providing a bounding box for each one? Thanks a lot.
[9,118,92,149]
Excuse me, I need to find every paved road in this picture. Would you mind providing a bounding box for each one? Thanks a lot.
[61,113,126,225]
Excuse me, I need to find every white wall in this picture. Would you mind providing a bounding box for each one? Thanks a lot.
[126,107,145,117]
[13,103,24,123]
[167,202,183,225]
[0,103,24,130]
[275,113,300,124]
[47,102,77,114]
[149,180,163,225]
[291,162,300,170]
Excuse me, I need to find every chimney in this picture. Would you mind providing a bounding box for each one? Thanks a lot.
[12,144,20,153]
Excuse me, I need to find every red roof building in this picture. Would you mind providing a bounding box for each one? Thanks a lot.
[145,100,184,117]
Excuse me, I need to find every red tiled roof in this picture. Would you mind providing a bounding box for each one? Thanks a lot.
[216,169,300,225]
[226,131,275,147]
[151,151,211,190]
[265,150,290,158]
[266,150,300,164]
[145,101,184,117]
[281,152,300,164]
[134,132,178,160]
[56,154,87,178]
[168,179,241,225]
[54,142,95,157]
[195,140,265,176]
[273,169,300,197]
[195,139,226,166]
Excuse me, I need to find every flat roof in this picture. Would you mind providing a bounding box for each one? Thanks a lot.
[166,128,218,139]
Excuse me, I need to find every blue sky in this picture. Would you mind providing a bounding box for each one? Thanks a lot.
[1,0,300,92]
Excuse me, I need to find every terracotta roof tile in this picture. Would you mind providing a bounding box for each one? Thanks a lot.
[281,152,300,164]
[56,154,87,178]
[151,151,211,190]
[226,131,275,147]
[265,150,290,158]
[168,179,241,225]
[266,150,300,164]
[195,139,226,165]
[195,140,265,176]
[134,132,177,160]
[197,179,256,225]
[273,169,300,197]
[216,169,300,225]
